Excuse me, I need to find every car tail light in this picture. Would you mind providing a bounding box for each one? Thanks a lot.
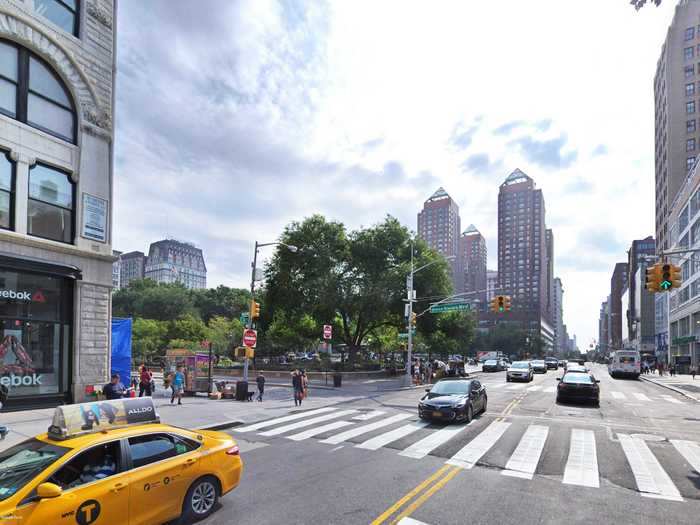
[226,445,240,456]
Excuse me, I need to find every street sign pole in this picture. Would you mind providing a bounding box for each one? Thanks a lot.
[245,241,259,383]
[406,243,414,387]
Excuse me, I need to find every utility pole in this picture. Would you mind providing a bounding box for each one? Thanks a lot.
[245,241,259,383]
[405,248,414,387]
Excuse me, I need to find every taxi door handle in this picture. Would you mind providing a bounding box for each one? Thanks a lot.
[185,458,198,466]
[111,482,128,493]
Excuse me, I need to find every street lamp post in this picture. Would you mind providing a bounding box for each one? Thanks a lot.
[404,241,454,386]
[245,241,298,382]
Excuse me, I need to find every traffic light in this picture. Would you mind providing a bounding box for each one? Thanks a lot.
[645,264,661,292]
[491,295,507,313]
[503,296,512,312]
[410,312,417,327]
[660,263,682,291]
[250,300,261,319]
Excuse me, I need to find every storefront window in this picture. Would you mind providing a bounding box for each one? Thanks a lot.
[27,163,74,243]
[0,269,71,399]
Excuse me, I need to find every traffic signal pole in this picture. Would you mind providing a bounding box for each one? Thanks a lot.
[245,241,259,383]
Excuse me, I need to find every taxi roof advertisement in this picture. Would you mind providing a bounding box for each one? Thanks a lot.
[48,397,159,440]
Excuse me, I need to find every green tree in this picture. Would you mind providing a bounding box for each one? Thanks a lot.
[193,286,251,322]
[167,314,207,345]
[205,316,243,356]
[131,318,168,363]
[264,215,451,362]
[113,280,197,321]
[263,312,318,355]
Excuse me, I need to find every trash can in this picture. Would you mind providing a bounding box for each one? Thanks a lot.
[235,380,248,401]
[333,373,342,388]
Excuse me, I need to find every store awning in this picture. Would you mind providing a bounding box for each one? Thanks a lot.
[0,252,82,280]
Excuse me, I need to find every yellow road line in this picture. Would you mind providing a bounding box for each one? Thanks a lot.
[389,466,461,525]
[370,464,452,525]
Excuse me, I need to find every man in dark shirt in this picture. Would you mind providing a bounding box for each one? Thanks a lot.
[103,374,126,400]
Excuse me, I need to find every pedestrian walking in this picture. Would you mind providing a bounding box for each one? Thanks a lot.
[692,367,697,380]
[256,372,265,402]
[292,369,303,406]
[301,370,309,399]
[171,365,185,405]
[139,366,153,397]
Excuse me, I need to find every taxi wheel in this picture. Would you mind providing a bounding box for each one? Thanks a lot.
[182,475,220,522]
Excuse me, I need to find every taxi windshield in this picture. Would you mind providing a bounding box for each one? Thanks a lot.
[0,438,69,501]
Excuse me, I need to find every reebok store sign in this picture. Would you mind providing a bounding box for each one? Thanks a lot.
[0,289,32,301]
[0,373,43,386]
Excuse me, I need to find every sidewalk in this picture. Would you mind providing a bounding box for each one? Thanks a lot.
[0,384,363,452]
[639,373,700,402]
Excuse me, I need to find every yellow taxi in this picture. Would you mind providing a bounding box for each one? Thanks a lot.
[0,397,243,525]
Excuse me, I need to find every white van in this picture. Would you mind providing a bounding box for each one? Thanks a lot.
[608,350,641,379]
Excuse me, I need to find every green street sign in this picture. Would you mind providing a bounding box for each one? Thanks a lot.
[398,329,416,339]
[239,312,249,323]
[430,303,471,313]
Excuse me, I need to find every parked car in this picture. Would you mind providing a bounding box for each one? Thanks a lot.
[556,372,600,406]
[506,361,534,382]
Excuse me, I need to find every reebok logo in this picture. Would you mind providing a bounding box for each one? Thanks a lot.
[0,290,32,301]
[0,373,43,386]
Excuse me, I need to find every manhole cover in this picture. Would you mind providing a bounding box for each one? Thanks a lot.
[630,433,666,442]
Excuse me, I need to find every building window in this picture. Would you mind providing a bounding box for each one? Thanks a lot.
[686,65,695,79]
[34,0,79,37]
[688,138,696,152]
[688,83,696,97]
[688,156,696,172]
[688,119,696,133]
[0,152,14,230]
[688,101,696,114]
[686,47,695,60]
[0,40,76,143]
[27,163,74,243]
[687,27,696,41]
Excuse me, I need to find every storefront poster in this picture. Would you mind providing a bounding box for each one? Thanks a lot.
[81,193,108,243]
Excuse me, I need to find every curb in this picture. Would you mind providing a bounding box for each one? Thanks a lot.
[266,382,337,391]
[639,375,700,402]
[197,420,245,431]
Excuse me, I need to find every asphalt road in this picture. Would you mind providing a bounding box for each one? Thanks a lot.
[195,364,700,525]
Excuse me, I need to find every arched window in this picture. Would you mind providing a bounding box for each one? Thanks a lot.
[0,40,76,143]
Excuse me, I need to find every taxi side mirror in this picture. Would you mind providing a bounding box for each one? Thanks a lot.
[425,388,431,392]
[36,482,63,499]
[556,378,561,382]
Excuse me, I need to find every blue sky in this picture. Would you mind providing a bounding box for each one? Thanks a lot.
[114,0,678,347]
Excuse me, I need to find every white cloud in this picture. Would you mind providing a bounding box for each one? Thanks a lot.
[115,0,676,348]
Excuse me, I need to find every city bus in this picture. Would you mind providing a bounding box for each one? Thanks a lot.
[608,349,641,379]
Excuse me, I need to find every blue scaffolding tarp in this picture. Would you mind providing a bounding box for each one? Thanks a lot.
[111,317,132,386]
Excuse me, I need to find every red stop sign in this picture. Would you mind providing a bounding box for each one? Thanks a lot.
[242,329,257,348]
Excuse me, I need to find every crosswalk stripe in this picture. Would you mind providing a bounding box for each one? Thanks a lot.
[353,411,386,421]
[611,392,626,400]
[285,420,354,441]
[527,385,542,392]
[502,425,549,479]
[543,386,556,393]
[320,413,413,445]
[357,421,429,451]
[399,423,471,459]
[633,393,651,402]
[447,421,511,469]
[618,433,683,501]
[235,407,337,432]
[506,384,526,390]
[562,429,599,488]
[670,439,700,474]
[397,518,431,525]
[259,409,358,437]
[661,395,683,405]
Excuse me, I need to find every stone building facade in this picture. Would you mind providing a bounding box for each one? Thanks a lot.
[0,1,115,409]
